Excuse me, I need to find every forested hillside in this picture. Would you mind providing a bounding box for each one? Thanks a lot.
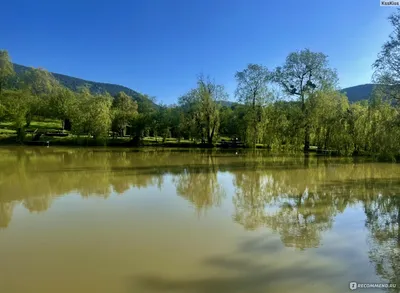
[340,84,378,103]
[11,63,158,110]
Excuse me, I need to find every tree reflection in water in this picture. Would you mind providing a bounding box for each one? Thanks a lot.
[0,149,399,290]
[232,161,400,291]
[0,202,15,229]
[173,155,226,216]
[365,192,400,292]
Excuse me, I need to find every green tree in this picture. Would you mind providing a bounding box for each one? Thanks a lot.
[154,105,174,142]
[69,90,113,143]
[179,88,202,141]
[346,101,370,155]
[48,88,76,131]
[235,64,272,147]
[168,105,185,142]
[308,90,350,153]
[129,94,157,142]
[21,67,60,96]
[369,97,399,160]
[373,8,400,102]
[262,101,304,150]
[219,106,235,138]
[179,75,227,144]
[87,94,113,141]
[21,67,60,126]
[0,50,14,95]
[0,90,31,141]
[273,49,338,152]
[112,92,138,137]
[197,75,227,144]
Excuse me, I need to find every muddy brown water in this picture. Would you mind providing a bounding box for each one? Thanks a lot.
[0,147,399,293]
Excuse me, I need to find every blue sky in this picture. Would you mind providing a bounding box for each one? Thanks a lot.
[1,0,396,104]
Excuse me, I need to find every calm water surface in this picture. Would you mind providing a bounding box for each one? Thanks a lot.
[0,147,399,293]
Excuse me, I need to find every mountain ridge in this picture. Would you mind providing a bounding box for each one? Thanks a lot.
[12,63,157,109]
[340,83,378,103]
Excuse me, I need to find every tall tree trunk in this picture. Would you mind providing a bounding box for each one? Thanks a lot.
[302,94,310,153]
[16,127,25,143]
[252,92,257,148]
[253,114,257,148]
[208,123,216,145]
[25,113,32,128]
[304,125,310,153]
[63,119,72,131]
[324,128,330,150]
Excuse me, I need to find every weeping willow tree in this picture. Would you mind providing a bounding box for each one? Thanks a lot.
[273,49,338,152]
[235,64,272,147]
[179,75,227,145]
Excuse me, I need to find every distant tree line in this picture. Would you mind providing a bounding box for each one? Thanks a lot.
[2,9,400,159]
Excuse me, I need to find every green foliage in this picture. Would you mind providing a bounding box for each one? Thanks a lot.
[235,64,272,147]
[0,50,14,94]
[219,106,237,138]
[48,87,76,128]
[373,8,400,102]
[21,67,60,96]
[307,90,351,153]
[0,90,31,141]
[69,90,113,142]
[262,101,303,150]
[179,75,227,144]
[0,90,29,127]
[272,49,339,152]
[111,91,138,136]
[17,67,62,124]
[273,49,338,96]
[153,105,176,142]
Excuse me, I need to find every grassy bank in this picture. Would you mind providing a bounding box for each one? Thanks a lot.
[0,119,249,148]
[0,134,251,148]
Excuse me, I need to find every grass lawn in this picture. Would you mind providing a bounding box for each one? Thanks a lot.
[0,119,63,132]
[142,137,194,144]
[0,128,16,134]
[0,119,249,148]
[28,120,63,131]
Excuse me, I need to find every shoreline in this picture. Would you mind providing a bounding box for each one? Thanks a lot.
[0,135,394,162]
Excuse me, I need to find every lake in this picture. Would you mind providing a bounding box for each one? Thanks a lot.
[0,147,399,293]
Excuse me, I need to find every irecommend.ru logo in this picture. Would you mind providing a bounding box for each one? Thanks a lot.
[349,281,397,290]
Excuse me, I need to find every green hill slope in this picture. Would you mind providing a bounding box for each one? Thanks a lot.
[340,84,378,103]
[12,63,158,109]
